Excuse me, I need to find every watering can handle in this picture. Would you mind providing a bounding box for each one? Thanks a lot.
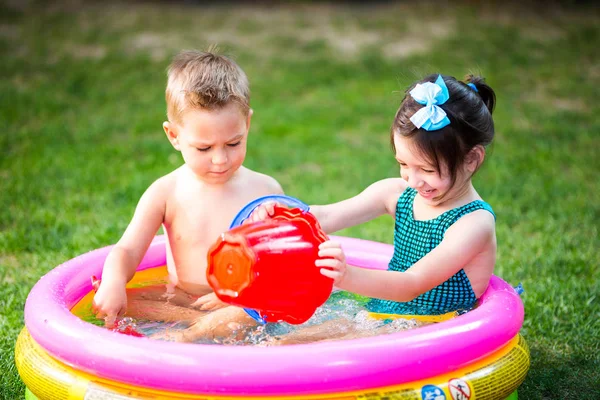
[229,195,310,229]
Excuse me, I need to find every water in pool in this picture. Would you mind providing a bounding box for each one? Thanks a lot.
[82,290,423,345]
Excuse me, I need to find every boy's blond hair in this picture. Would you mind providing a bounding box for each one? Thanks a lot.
[166,49,250,124]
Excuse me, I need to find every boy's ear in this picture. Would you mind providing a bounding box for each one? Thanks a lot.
[163,121,181,151]
[245,108,254,132]
[466,145,485,173]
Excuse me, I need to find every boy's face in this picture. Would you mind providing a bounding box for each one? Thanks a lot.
[164,103,252,184]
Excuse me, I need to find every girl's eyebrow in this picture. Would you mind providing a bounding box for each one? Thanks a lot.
[396,158,435,169]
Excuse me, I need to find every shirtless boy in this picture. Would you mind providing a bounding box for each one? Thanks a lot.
[92,49,283,339]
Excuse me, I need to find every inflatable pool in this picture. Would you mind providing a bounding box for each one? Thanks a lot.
[16,235,529,400]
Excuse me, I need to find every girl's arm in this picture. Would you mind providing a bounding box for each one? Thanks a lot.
[310,178,407,234]
[328,210,496,302]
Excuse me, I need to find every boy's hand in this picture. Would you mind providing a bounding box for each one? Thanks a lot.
[243,201,279,224]
[315,240,347,285]
[190,292,228,311]
[92,280,127,329]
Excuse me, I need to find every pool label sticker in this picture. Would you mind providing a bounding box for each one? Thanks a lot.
[448,378,471,400]
[421,384,446,400]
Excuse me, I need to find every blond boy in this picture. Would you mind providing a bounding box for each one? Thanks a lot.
[92,49,283,340]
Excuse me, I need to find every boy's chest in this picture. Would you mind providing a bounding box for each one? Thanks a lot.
[165,190,257,245]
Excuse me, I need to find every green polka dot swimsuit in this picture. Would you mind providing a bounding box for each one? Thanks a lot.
[367,187,495,315]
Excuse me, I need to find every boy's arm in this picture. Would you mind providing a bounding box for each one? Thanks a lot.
[337,210,496,302]
[93,178,167,325]
[310,178,406,234]
[103,179,167,283]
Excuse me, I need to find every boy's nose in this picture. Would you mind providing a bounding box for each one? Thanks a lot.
[211,150,228,165]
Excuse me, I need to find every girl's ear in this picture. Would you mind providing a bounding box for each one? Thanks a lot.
[466,145,486,173]
[163,121,180,151]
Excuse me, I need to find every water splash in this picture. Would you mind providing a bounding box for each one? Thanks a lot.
[93,290,424,345]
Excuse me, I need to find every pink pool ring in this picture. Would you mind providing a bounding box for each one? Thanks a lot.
[16,235,529,400]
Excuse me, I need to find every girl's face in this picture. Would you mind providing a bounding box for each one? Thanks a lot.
[393,134,468,206]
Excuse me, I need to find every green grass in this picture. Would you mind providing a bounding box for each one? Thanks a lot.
[1,1,599,399]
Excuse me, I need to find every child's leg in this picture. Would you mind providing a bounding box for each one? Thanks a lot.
[123,285,207,323]
[317,322,404,342]
[268,316,428,345]
[125,299,207,323]
[126,284,210,308]
[163,306,257,343]
[268,318,357,345]
[311,318,430,343]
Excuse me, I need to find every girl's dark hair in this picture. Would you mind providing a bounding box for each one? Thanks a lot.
[391,73,496,188]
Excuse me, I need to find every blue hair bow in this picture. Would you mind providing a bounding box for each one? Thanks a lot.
[409,75,450,131]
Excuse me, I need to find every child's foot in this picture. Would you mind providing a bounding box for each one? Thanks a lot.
[256,336,284,347]
[149,330,184,342]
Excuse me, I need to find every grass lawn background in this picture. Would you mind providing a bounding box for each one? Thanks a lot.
[1,1,598,399]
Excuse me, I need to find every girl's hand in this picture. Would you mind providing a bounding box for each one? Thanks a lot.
[243,201,279,224]
[315,240,347,285]
[190,292,229,311]
[92,280,127,329]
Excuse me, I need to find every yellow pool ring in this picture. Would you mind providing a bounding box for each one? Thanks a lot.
[16,325,528,400]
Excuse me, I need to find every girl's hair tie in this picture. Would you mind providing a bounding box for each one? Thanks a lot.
[467,82,478,93]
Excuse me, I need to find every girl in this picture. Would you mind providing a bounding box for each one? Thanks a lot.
[252,73,497,343]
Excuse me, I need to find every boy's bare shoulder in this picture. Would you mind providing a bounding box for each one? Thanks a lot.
[147,169,179,192]
[238,167,284,194]
[139,169,185,209]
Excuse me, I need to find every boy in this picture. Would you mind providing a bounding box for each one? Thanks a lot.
[92,49,283,340]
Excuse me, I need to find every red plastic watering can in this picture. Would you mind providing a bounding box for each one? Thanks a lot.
[207,198,333,324]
